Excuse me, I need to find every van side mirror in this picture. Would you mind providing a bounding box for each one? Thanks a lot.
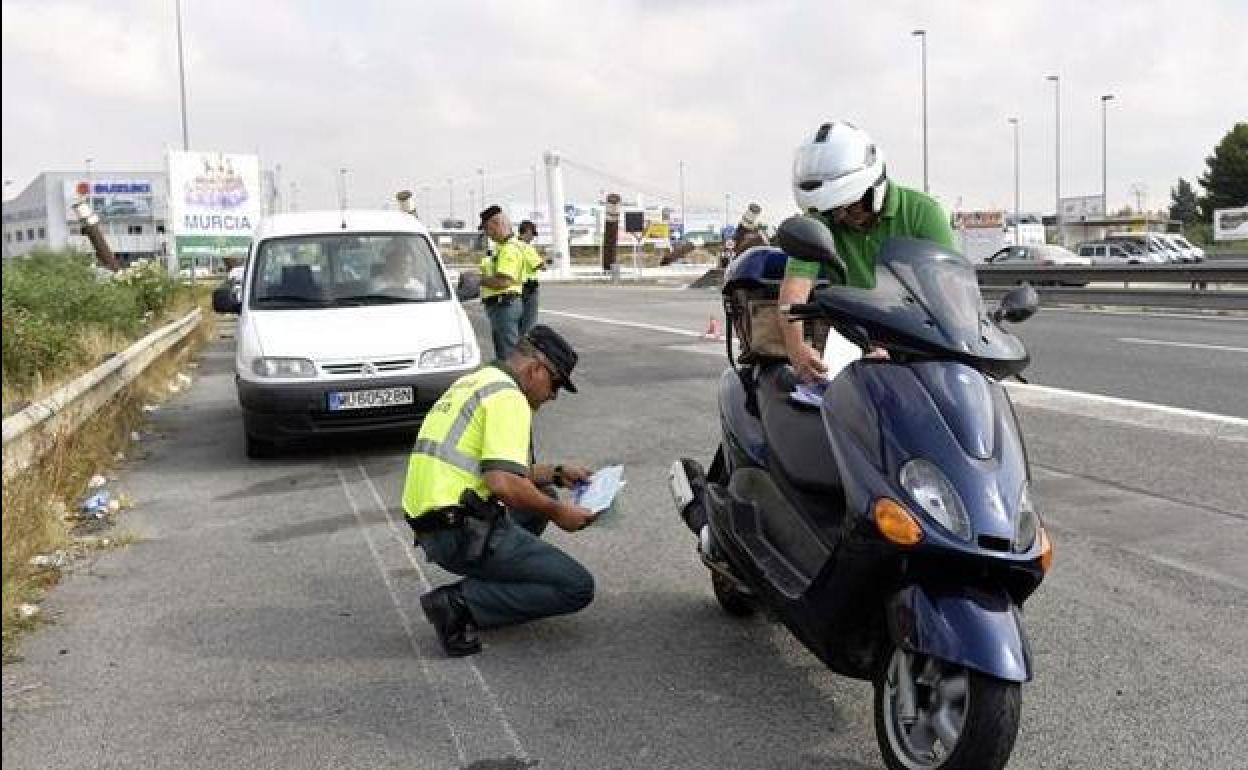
[456,271,481,302]
[212,286,242,314]
[775,215,848,284]
[992,283,1039,324]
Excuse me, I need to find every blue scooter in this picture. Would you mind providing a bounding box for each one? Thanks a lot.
[670,216,1052,770]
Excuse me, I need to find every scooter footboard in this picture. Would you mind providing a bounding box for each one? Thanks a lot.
[886,584,1032,683]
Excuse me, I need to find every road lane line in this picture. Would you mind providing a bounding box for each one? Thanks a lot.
[541,309,703,338]
[1004,382,1248,439]
[334,465,467,765]
[1118,337,1248,354]
[357,460,529,764]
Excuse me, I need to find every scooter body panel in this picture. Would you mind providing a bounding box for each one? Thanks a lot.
[887,584,1033,682]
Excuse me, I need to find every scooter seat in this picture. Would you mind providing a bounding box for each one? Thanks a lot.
[757,366,843,495]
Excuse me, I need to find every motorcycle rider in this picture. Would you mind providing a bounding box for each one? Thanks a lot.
[779,121,957,382]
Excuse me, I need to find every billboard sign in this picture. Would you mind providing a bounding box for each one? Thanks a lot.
[1213,206,1248,241]
[63,179,155,220]
[167,151,261,267]
[1059,195,1105,221]
[953,210,1005,229]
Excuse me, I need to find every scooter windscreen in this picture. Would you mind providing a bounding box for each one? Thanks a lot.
[810,237,1029,377]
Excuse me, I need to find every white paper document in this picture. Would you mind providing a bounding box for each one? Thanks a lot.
[821,327,863,380]
[573,464,626,514]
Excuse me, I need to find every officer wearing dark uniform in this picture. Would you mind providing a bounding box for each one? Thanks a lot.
[403,325,597,656]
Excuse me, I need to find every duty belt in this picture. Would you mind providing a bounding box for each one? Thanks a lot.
[482,293,517,307]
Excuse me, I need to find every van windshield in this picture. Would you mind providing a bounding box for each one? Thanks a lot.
[248,232,450,308]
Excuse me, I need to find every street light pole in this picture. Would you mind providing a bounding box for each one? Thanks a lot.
[912,29,929,194]
[1046,74,1061,244]
[478,168,485,207]
[1009,117,1021,245]
[679,160,686,236]
[1101,94,1114,217]
[174,0,190,150]
[447,177,454,220]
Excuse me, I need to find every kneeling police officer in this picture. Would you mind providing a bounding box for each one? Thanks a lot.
[403,325,597,656]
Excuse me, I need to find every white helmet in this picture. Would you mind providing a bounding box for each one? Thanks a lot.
[792,121,889,215]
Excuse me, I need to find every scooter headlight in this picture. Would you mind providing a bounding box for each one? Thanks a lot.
[899,459,971,541]
[1013,482,1039,553]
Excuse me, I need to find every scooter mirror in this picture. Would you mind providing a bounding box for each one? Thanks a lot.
[775,215,848,284]
[993,283,1039,324]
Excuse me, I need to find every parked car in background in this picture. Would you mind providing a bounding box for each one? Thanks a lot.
[1104,233,1176,264]
[1077,240,1150,265]
[1159,233,1204,263]
[986,243,1093,266]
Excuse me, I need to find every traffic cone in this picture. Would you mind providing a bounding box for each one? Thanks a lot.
[703,317,723,340]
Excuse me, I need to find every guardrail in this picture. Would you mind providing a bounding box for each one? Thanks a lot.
[975,262,1248,286]
[980,286,1247,311]
[2,308,203,482]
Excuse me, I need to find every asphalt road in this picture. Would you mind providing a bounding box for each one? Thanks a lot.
[3,286,1246,769]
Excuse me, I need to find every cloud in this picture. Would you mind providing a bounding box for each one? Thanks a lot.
[4,0,1246,224]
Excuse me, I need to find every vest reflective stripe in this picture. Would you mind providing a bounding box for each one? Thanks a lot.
[411,380,517,474]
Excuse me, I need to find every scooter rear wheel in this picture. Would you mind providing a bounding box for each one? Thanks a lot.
[711,571,755,617]
[873,647,1020,770]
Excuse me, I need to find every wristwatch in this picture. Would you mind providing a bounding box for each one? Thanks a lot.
[553,465,565,488]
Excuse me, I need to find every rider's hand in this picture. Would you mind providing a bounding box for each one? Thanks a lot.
[551,501,596,532]
[864,346,891,361]
[790,342,829,383]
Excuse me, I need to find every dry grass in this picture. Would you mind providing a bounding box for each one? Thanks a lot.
[1,291,216,662]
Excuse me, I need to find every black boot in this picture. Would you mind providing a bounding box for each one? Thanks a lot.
[420,584,481,657]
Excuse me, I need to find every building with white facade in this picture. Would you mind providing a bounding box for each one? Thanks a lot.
[2,170,170,264]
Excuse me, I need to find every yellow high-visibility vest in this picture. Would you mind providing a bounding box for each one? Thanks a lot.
[481,237,525,300]
[402,364,531,518]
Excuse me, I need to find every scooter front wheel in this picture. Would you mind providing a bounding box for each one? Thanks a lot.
[873,646,1020,770]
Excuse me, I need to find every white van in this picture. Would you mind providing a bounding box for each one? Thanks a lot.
[1104,233,1174,264]
[213,210,481,457]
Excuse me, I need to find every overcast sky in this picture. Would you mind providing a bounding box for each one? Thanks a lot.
[3,0,1245,225]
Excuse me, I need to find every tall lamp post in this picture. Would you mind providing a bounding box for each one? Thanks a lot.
[477,168,485,207]
[1101,94,1114,217]
[1046,74,1061,244]
[174,0,190,150]
[447,177,454,221]
[1009,117,1021,245]
[912,29,929,194]
[679,160,686,238]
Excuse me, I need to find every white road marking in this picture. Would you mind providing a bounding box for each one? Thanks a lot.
[334,465,467,764]
[541,309,703,338]
[1004,381,1248,440]
[1117,337,1248,355]
[357,460,529,763]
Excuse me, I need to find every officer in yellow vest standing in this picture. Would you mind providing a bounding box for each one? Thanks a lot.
[403,325,596,656]
[478,205,526,360]
[517,219,544,334]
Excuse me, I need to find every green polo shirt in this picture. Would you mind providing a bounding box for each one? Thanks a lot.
[784,184,956,288]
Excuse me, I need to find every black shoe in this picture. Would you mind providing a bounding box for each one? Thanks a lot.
[420,585,481,657]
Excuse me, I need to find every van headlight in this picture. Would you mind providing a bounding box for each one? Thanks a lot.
[252,357,316,377]
[1013,482,1039,552]
[420,345,468,368]
[899,458,971,541]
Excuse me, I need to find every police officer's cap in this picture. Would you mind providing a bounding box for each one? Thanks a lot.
[478,204,503,230]
[525,325,579,393]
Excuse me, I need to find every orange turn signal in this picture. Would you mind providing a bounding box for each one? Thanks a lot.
[873,498,923,546]
[1038,526,1054,573]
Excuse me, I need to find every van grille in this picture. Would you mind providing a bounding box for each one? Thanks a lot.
[321,359,416,375]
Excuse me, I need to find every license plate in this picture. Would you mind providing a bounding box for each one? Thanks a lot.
[327,386,414,411]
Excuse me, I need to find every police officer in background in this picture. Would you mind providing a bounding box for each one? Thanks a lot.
[403,325,597,657]
[517,220,544,334]
[478,205,526,359]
